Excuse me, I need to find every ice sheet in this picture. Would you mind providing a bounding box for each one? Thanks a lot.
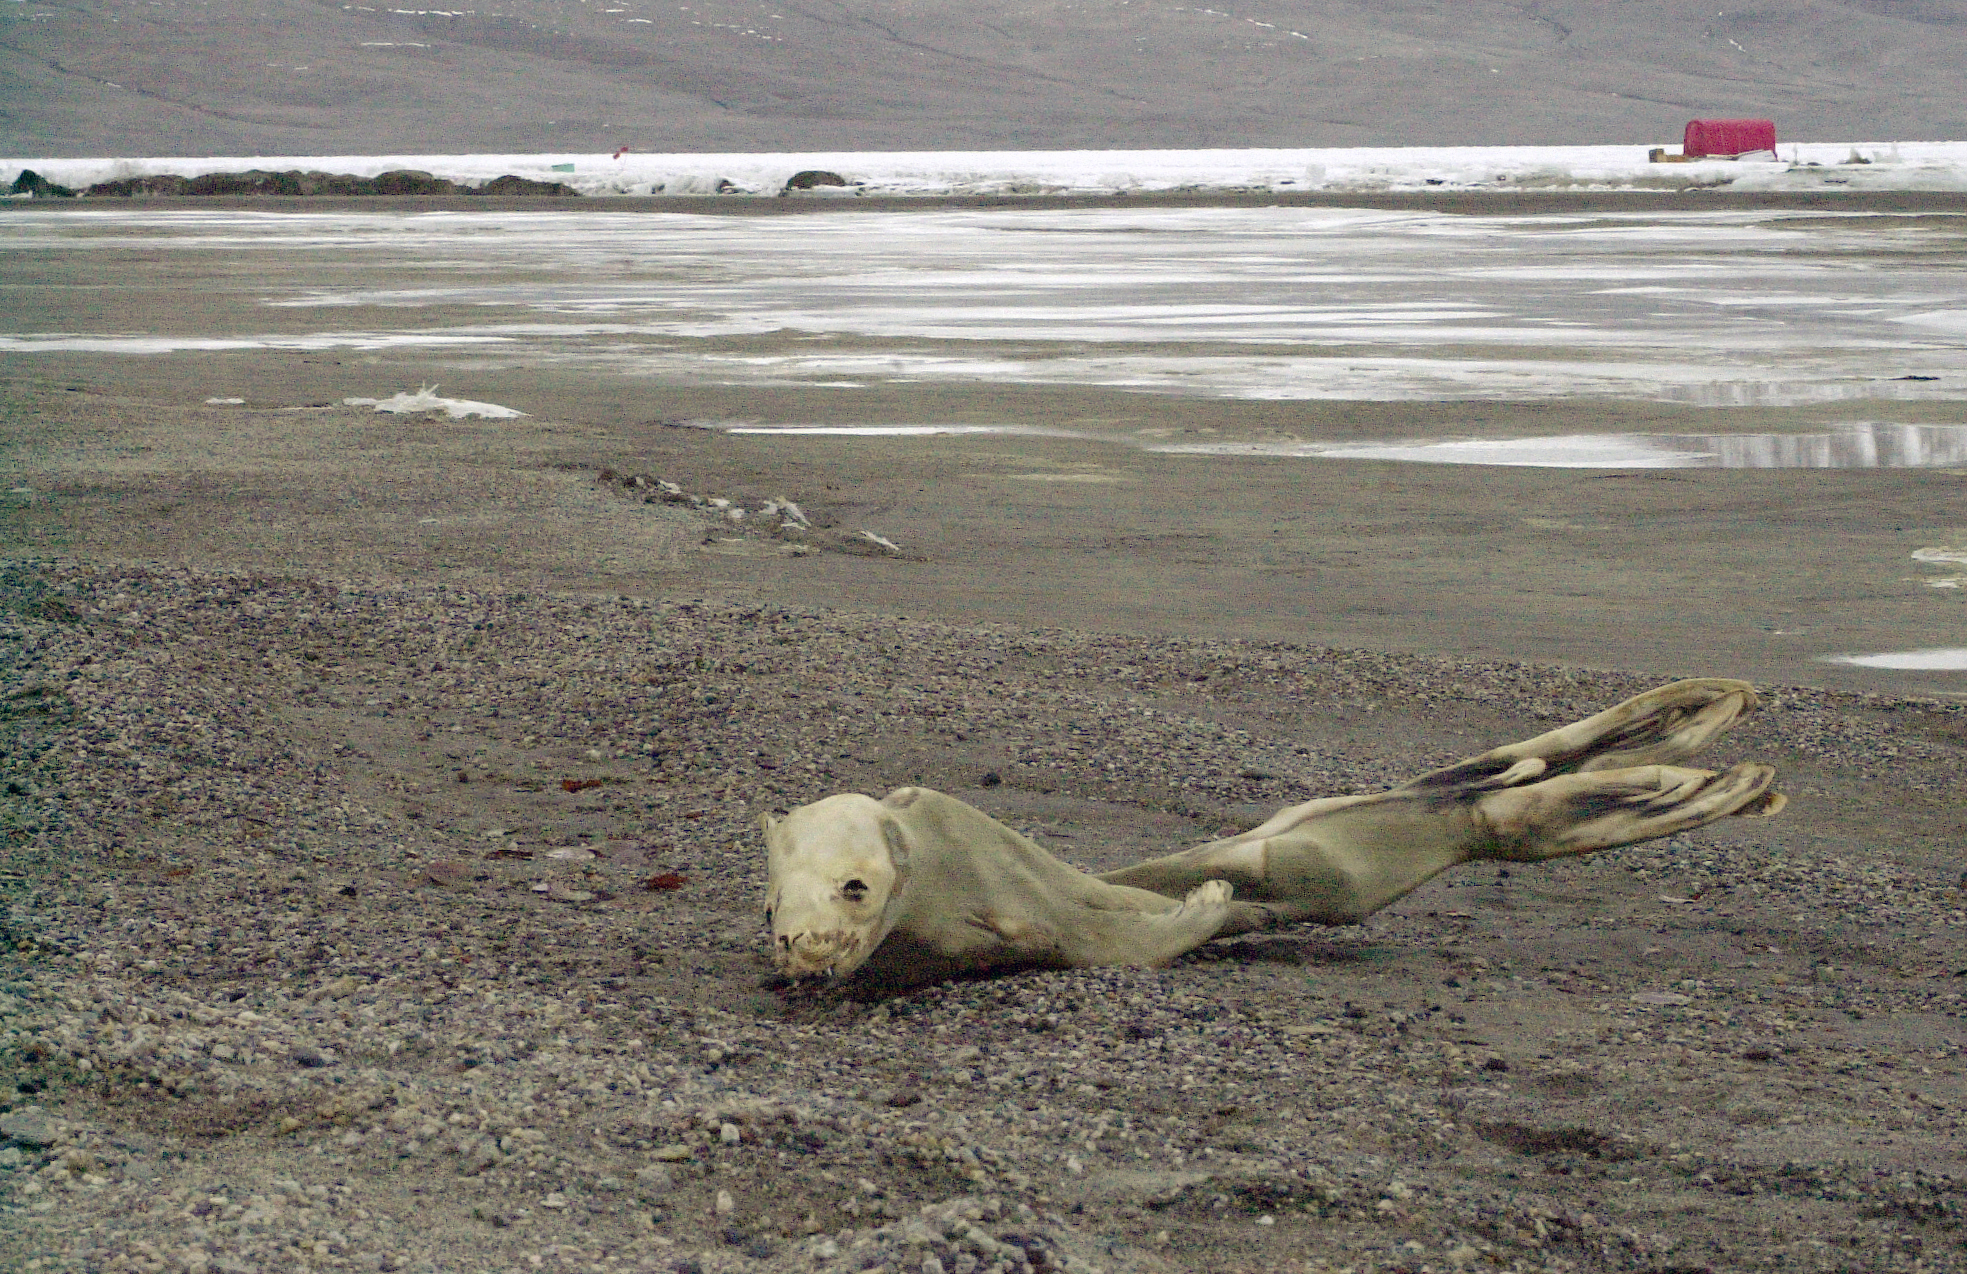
[5,201,1962,441]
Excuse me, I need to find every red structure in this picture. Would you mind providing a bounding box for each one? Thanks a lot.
[1683,119,1777,158]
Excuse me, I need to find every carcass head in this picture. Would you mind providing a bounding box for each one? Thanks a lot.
[762,794,910,980]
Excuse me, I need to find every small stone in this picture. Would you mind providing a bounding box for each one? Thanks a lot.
[0,1106,58,1149]
[459,1139,499,1175]
[653,1144,693,1162]
[921,1258,947,1274]
[292,1046,335,1069]
[307,975,363,1001]
[714,1188,735,1215]
[719,1122,741,1144]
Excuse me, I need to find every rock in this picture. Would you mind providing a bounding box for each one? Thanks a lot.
[186,169,305,196]
[83,174,189,196]
[783,169,850,192]
[293,170,383,195]
[1066,1168,1213,1207]
[473,174,580,196]
[307,975,363,1001]
[653,1144,694,1161]
[10,170,75,198]
[458,1138,500,1175]
[371,170,458,195]
[0,1105,60,1148]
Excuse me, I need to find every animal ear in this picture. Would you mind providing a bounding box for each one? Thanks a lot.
[759,812,779,837]
[881,815,911,870]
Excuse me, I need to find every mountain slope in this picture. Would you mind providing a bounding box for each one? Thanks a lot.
[4,0,1964,156]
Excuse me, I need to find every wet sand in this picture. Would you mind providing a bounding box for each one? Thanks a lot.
[5,360,1965,697]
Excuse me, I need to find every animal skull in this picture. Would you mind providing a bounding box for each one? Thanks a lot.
[763,794,912,978]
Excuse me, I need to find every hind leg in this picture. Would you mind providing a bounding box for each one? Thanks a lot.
[1471,761,1784,861]
[1399,678,1762,793]
[1102,762,1783,927]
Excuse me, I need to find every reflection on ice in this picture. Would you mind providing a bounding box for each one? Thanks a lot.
[1151,434,1705,467]
[1823,649,1967,671]
[1686,424,1967,467]
[1149,422,1967,468]
[724,420,1967,470]
[0,332,511,353]
[727,424,1086,438]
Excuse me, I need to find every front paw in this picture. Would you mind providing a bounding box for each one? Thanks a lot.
[1179,879,1234,912]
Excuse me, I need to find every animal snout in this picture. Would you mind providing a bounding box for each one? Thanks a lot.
[774,929,863,977]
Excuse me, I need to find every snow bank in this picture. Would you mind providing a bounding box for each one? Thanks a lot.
[6,142,1967,199]
[343,386,524,419]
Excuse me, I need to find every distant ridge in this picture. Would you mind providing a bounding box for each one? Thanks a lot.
[4,0,1965,157]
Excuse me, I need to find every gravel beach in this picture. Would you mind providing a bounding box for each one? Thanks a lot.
[2,544,1965,1273]
[3,205,1967,1272]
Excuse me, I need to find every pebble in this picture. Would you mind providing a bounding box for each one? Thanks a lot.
[0,561,1960,1274]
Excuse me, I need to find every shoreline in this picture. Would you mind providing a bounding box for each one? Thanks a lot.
[11,189,1967,215]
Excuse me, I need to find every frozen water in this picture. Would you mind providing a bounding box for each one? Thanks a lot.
[1823,650,1967,671]
[719,421,1967,470]
[6,203,1961,411]
[4,191,1963,468]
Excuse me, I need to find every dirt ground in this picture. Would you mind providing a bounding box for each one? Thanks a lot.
[2,203,1966,1274]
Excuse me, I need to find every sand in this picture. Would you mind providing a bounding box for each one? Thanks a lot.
[2,194,1966,1274]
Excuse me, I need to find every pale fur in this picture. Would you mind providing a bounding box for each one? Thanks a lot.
[765,679,1785,986]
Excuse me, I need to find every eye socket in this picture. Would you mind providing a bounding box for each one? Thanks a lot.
[840,878,869,901]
